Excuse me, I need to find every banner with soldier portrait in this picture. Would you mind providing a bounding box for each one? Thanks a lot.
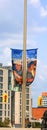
[11,48,37,90]
[26,49,37,86]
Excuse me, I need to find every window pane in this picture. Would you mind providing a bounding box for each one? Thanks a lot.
[8,104,10,109]
[26,106,29,111]
[0,111,2,116]
[8,111,9,116]
[5,111,6,116]
[0,83,3,89]
[0,70,3,75]
[8,98,10,103]
[0,90,3,95]
[0,104,2,109]
[8,91,10,96]
[26,94,29,99]
[0,97,2,102]
[26,87,29,93]
[8,70,11,77]
[26,100,29,105]
[0,77,3,82]
[5,104,6,109]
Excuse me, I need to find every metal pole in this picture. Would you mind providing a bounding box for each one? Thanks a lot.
[22,0,27,128]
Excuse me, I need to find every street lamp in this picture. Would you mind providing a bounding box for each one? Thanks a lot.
[22,0,27,128]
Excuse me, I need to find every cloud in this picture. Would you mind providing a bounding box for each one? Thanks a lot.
[40,6,47,17]
[0,32,37,65]
[0,32,37,49]
[0,32,23,48]
[37,61,47,82]
[38,75,44,81]
[29,0,47,17]
[37,59,41,67]
[28,0,40,8]
[32,26,47,33]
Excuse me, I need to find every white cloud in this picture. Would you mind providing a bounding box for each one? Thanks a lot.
[39,75,44,81]
[29,0,47,17]
[40,6,47,17]
[3,47,11,58]
[32,26,47,33]
[0,32,23,48]
[0,32,37,65]
[28,0,40,8]
[0,32,37,49]
[37,59,41,66]
[8,61,12,66]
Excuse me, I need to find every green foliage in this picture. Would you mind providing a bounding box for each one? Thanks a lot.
[32,122,41,128]
[0,118,10,127]
[35,122,41,128]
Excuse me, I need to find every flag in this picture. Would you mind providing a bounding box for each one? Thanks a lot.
[26,49,37,86]
[11,49,23,88]
[11,48,37,89]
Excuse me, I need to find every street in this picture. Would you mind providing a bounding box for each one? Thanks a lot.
[0,128,41,130]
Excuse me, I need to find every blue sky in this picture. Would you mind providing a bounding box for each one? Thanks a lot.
[0,0,47,107]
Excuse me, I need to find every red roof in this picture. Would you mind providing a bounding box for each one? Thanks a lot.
[42,92,47,96]
[32,107,47,120]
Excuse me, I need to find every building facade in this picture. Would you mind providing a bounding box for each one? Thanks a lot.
[42,92,47,107]
[11,86,32,126]
[0,63,12,122]
[38,92,47,107]
[0,63,32,126]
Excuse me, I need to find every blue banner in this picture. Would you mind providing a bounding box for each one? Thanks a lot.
[11,49,37,89]
[26,49,37,86]
[12,49,23,89]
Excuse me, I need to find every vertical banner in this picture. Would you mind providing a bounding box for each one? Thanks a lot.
[11,49,37,90]
[12,49,23,90]
[26,49,37,86]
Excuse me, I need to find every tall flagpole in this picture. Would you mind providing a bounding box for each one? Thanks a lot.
[22,0,27,128]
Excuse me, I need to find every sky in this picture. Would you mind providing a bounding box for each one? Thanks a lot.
[0,0,47,107]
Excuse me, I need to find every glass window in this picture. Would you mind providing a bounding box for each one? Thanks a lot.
[0,104,2,109]
[8,70,11,77]
[0,90,3,95]
[5,104,6,109]
[20,93,22,98]
[0,83,3,89]
[26,100,29,105]
[8,77,11,85]
[0,97,2,102]
[26,106,29,111]
[5,111,6,116]
[26,94,29,99]
[0,111,2,116]
[0,77,3,82]
[26,115,29,118]
[20,105,21,110]
[26,87,29,93]
[20,99,21,104]
[8,91,10,96]
[8,111,9,116]
[20,118,21,123]
[8,98,10,103]
[20,112,21,116]
[0,70,3,75]
[8,104,10,109]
